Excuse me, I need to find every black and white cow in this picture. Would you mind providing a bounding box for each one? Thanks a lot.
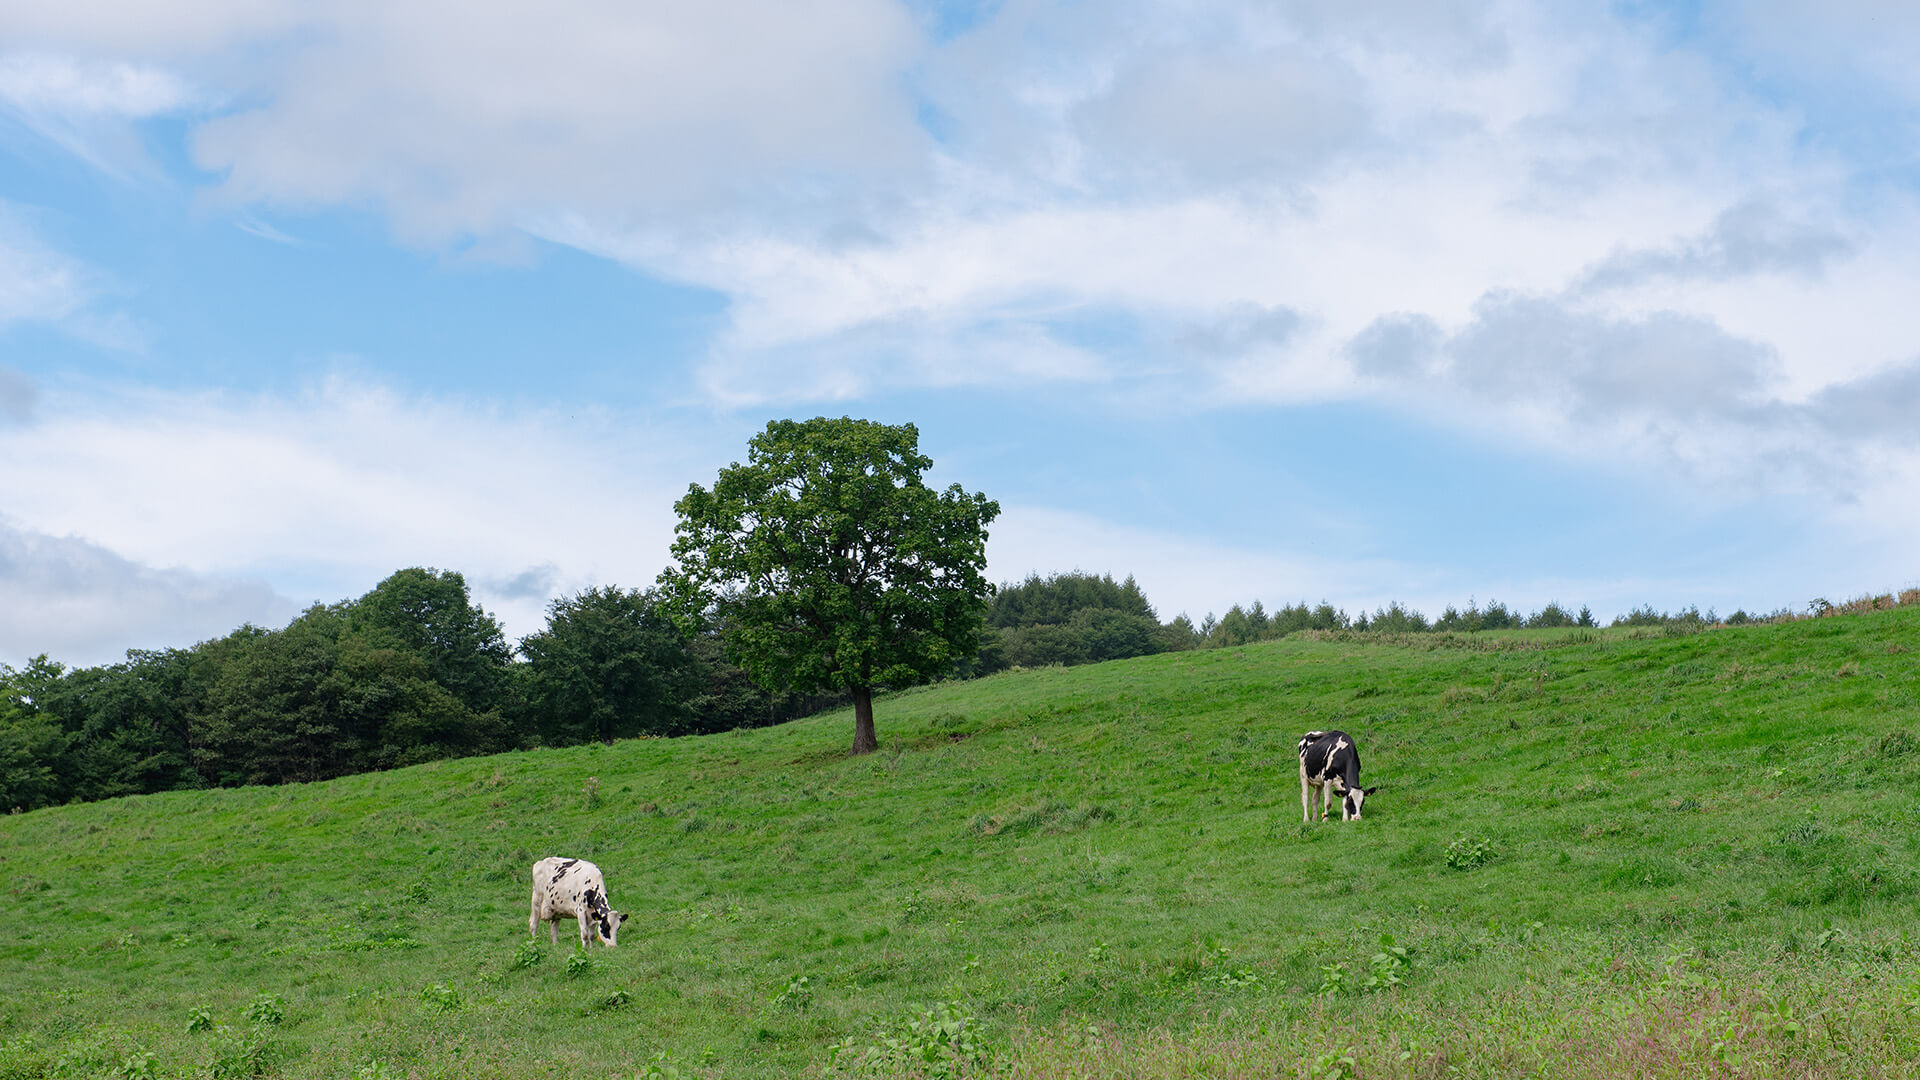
[1298,730,1376,822]
[529,857,628,948]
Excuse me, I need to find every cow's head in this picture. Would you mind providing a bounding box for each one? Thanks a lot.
[595,909,630,947]
[1343,785,1378,821]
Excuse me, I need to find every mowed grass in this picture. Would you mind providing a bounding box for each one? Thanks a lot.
[4,611,1920,1078]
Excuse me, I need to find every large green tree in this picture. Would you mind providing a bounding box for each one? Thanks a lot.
[661,417,1000,754]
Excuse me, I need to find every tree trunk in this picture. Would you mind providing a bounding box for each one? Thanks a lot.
[850,686,878,755]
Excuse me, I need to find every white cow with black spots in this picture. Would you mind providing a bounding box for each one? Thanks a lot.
[529,857,628,948]
[1299,730,1376,822]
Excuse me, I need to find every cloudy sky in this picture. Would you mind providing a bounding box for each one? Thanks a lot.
[4,0,1918,667]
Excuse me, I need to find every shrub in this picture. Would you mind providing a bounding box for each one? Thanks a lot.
[830,1002,986,1078]
[565,948,594,979]
[773,973,813,1011]
[242,995,283,1026]
[512,939,544,969]
[419,982,460,1012]
[1445,836,1496,871]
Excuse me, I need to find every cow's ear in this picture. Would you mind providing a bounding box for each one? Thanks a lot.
[1364,786,1378,795]
[619,912,630,923]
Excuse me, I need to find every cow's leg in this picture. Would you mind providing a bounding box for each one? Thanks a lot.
[529,891,540,938]
[579,916,592,950]
[1322,783,1333,821]
[1301,775,1313,824]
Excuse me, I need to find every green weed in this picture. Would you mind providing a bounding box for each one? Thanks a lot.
[242,994,283,1026]
[772,974,813,1011]
[1444,835,1496,870]
[420,982,461,1012]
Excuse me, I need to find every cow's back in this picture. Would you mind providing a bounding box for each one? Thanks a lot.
[532,857,600,917]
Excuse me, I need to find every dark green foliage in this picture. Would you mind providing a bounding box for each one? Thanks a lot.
[988,572,1155,628]
[1199,599,1348,646]
[661,417,1000,753]
[1528,601,1577,628]
[0,662,69,811]
[1,569,518,809]
[348,568,512,714]
[976,572,1189,672]
[1364,603,1430,633]
[195,596,511,786]
[516,586,704,744]
[2,561,847,810]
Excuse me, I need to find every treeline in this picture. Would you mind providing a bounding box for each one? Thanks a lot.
[967,572,1198,672]
[0,568,833,812]
[3,565,1888,813]
[1197,597,1601,641]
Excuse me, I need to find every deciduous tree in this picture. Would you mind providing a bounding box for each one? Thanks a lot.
[662,418,999,754]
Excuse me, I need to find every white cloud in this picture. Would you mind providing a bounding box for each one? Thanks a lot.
[0,53,202,178]
[0,376,736,655]
[0,520,295,668]
[182,0,923,240]
[0,54,197,115]
[0,208,89,326]
[10,0,1920,521]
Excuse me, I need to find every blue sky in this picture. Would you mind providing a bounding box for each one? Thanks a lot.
[4,0,1919,666]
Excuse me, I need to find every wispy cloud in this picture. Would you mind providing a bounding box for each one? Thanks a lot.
[0,53,201,179]
[0,206,89,324]
[233,215,301,245]
[0,374,740,655]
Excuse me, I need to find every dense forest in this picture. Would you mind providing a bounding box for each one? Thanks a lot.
[0,569,836,812]
[0,565,1846,813]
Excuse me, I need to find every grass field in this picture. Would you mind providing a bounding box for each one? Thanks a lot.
[4,610,1919,1078]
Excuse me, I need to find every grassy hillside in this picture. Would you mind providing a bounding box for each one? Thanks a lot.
[4,611,1919,1079]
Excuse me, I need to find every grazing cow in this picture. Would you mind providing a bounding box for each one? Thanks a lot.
[1299,730,1376,822]
[529,857,628,948]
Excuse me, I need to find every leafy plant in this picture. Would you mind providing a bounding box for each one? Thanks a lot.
[566,948,595,979]
[185,1006,214,1034]
[209,1030,268,1079]
[1303,1046,1358,1080]
[512,938,543,969]
[243,994,284,1026]
[1199,943,1261,989]
[635,1051,687,1080]
[419,981,461,1012]
[1314,962,1349,998]
[1445,835,1496,870]
[115,1050,158,1080]
[830,1002,986,1078]
[772,973,813,1011]
[1362,935,1411,992]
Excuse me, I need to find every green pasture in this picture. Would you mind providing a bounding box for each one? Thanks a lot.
[4,611,1919,1078]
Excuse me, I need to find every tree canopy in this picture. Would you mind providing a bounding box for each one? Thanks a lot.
[517,586,703,745]
[661,417,1000,754]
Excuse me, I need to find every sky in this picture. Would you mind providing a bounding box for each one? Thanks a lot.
[3,0,1919,668]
